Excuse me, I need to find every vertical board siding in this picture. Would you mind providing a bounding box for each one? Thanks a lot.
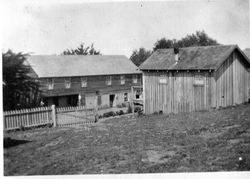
[3,107,52,130]
[144,51,249,115]
[143,71,213,114]
[215,51,249,107]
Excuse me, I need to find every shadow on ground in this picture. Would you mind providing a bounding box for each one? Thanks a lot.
[4,137,30,148]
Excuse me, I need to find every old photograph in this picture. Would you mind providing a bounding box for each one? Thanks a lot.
[2,0,250,177]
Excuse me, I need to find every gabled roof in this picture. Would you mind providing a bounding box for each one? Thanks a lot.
[244,48,250,59]
[26,55,141,78]
[139,45,250,71]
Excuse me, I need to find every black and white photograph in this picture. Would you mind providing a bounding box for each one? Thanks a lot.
[1,0,250,177]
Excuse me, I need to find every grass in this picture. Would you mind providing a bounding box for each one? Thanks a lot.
[4,103,250,175]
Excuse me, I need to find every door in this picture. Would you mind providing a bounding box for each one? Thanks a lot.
[109,94,115,107]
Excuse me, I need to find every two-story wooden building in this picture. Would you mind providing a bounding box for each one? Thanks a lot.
[26,55,142,108]
[140,45,250,114]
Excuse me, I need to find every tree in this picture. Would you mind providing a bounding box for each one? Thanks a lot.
[153,30,219,51]
[130,48,152,67]
[153,38,175,51]
[2,50,40,110]
[62,43,101,55]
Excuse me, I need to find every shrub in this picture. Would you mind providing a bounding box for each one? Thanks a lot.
[118,110,124,115]
[134,106,142,113]
[121,103,127,107]
[103,111,116,118]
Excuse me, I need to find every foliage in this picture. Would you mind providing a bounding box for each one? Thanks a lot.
[62,43,101,55]
[153,38,176,51]
[130,48,152,67]
[2,50,40,110]
[153,30,219,51]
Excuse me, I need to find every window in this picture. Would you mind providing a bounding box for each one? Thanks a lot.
[65,78,71,89]
[133,75,137,83]
[124,93,128,102]
[81,77,87,87]
[47,78,54,90]
[159,75,168,84]
[120,75,125,85]
[106,76,112,86]
[194,74,204,86]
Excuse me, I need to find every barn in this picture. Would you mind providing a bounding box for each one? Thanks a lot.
[140,45,250,114]
[26,55,142,108]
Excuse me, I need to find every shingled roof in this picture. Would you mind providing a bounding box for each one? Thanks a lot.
[26,55,141,78]
[139,45,250,71]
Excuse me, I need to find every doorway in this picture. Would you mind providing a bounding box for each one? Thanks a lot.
[109,94,115,107]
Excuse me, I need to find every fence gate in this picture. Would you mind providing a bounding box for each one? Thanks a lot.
[56,106,97,126]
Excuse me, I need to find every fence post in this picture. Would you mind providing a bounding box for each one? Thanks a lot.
[51,105,57,127]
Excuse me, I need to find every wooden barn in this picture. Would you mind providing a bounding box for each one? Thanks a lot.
[244,48,250,98]
[140,45,250,114]
[26,55,142,108]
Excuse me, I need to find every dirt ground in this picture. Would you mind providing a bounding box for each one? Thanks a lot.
[4,103,250,175]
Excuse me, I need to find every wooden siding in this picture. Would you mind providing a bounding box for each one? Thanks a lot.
[215,51,249,107]
[143,71,215,114]
[143,51,249,115]
[39,74,142,97]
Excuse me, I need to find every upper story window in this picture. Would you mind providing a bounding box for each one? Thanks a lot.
[194,74,204,86]
[65,78,71,89]
[120,75,125,85]
[47,78,54,90]
[133,75,138,84]
[106,76,112,86]
[81,77,87,88]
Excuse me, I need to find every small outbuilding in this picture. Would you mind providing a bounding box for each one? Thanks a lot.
[140,45,250,114]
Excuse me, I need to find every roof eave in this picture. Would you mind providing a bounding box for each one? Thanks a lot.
[214,45,250,72]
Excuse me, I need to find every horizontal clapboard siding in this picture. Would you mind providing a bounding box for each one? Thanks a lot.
[39,74,142,97]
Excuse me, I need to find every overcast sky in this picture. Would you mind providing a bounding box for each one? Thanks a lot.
[2,0,250,57]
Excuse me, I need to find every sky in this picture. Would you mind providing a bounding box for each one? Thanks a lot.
[1,0,250,57]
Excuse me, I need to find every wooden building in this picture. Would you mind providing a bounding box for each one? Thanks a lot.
[244,48,250,98]
[140,45,250,114]
[26,55,142,108]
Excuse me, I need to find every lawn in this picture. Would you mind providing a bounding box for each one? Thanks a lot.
[4,104,250,175]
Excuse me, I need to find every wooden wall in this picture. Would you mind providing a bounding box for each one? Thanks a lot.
[143,51,249,115]
[215,51,249,107]
[143,71,215,114]
[39,74,142,97]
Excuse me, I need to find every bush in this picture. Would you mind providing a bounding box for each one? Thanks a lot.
[121,103,127,107]
[134,107,142,113]
[118,110,124,115]
[103,111,116,118]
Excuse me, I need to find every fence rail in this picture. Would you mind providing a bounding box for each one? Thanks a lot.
[56,106,97,126]
[3,107,52,130]
[3,104,130,130]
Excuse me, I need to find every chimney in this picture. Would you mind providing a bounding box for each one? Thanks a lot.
[174,47,179,62]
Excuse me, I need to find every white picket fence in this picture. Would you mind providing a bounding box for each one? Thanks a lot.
[56,106,97,126]
[3,107,52,130]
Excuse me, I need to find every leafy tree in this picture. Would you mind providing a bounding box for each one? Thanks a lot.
[153,38,175,51]
[2,50,40,110]
[153,31,219,51]
[62,43,101,55]
[130,48,152,67]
